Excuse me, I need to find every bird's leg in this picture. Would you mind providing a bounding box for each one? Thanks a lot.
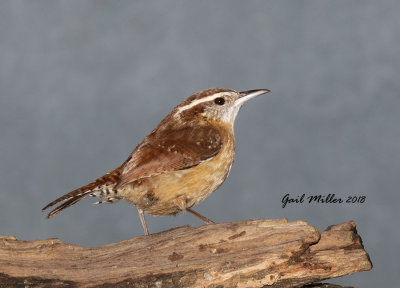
[137,208,149,235]
[186,208,215,224]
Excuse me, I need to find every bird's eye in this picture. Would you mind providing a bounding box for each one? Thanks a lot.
[214,97,225,105]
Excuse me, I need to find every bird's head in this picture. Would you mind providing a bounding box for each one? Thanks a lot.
[171,88,270,126]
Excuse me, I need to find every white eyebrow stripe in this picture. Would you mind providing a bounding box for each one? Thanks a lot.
[175,92,235,115]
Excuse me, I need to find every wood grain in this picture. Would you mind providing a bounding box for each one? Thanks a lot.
[0,219,372,287]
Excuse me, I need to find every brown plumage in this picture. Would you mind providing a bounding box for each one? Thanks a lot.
[42,162,126,218]
[42,88,270,235]
[117,125,222,187]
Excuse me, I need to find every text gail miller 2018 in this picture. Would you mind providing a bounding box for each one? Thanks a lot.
[281,193,366,208]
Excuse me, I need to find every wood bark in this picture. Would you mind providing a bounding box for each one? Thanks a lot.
[0,219,372,287]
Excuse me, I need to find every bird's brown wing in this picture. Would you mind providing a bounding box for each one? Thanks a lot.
[118,125,222,186]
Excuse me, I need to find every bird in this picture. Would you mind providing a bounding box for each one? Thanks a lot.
[42,88,270,235]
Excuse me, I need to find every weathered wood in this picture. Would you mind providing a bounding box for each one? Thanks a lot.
[0,219,372,287]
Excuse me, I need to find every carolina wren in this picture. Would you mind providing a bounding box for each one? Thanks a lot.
[43,88,270,235]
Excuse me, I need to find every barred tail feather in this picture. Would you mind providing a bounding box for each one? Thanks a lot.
[42,165,123,218]
[42,183,99,218]
[45,192,90,218]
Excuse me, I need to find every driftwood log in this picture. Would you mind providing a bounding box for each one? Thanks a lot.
[0,219,372,287]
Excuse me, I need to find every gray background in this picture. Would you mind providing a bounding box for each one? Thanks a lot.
[0,1,398,287]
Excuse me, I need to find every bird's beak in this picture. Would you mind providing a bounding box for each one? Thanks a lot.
[235,89,270,107]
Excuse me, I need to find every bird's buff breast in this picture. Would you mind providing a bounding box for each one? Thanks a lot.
[120,134,235,215]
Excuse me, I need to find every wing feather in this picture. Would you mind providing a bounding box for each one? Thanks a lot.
[118,125,222,186]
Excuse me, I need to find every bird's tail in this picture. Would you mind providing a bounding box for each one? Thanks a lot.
[42,166,123,218]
